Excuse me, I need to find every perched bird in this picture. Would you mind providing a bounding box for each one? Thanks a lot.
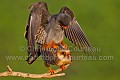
[24,2,92,74]
[41,44,72,74]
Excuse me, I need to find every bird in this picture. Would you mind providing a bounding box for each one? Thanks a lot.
[24,2,92,74]
[41,44,72,74]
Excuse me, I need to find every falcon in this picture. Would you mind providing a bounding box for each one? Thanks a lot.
[41,44,72,74]
[24,2,92,74]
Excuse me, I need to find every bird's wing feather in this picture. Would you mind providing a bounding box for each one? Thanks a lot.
[60,7,92,52]
[24,2,51,58]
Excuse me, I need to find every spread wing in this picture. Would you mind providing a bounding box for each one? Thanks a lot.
[59,7,92,52]
[24,2,51,64]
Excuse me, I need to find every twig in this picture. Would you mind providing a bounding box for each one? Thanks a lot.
[0,64,70,79]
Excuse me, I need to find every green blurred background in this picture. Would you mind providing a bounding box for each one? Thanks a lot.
[0,0,119,80]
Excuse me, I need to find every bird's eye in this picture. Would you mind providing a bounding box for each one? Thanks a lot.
[61,52,65,55]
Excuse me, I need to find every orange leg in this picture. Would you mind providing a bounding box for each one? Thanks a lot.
[42,41,58,49]
[44,62,54,75]
[60,65,67,71]
[52,43,58,49]
[48,67,54,75]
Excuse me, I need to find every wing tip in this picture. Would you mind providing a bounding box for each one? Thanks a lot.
[28,1,48,10]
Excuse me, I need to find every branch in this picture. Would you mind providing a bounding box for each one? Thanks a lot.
[0,64,70,79]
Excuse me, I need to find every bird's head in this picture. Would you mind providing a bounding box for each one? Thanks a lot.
[56,50,72,65]
[57,50,71,60]
[57,13,72,29]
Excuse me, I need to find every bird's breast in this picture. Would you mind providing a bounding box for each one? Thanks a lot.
[46,26,64,44]
[57,56,72,66]
[53,30,64,44]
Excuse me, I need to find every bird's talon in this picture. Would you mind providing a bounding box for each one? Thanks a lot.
[48,69,54,75]
[60,66,67,71]
[53,45,58,49]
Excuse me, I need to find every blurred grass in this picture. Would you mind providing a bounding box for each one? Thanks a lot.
[0,0,120,80]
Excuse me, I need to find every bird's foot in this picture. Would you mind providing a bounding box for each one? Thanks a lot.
[48,67,54,75]
[42,44,48,49]
[52,44,58,49]
[47,41,58,49]
[51,41,58,49]
[60,65,67,71]
[42,42,58,49]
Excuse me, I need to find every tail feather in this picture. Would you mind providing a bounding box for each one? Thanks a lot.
[26,48,41,64]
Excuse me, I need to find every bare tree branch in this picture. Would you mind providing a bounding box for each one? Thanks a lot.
[0,64,70,79]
